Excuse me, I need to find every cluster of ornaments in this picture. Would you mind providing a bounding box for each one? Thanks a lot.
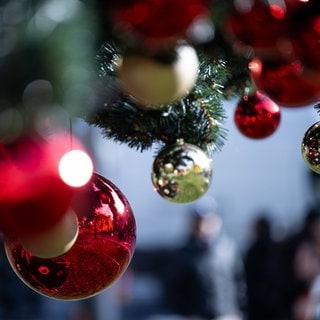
[122,46,214,203]
[0,0,220,300]
[225,0,320,174]
[226,0,320,107]
[0,0,219,299]
[3,0,320,301]
[0,131,136,300]
[106,0,209,107]
[102,0,217,203]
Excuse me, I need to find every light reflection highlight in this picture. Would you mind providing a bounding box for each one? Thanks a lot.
[58,150,93,187]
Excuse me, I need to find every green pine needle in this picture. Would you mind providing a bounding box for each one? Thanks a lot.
[85,44,228,154]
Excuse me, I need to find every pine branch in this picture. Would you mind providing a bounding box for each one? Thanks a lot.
[85,44,228,153]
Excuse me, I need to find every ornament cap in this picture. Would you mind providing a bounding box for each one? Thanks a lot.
[176,138,185,145]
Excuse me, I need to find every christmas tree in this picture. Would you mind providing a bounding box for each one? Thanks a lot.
[0,0,320,301]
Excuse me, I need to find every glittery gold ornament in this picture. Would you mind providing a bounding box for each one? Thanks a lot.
[151,140,212,203]
[302,121,320,174]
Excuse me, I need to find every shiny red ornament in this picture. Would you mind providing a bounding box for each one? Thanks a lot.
[0,134,73,237]
[4,172,136,300]
[234,91,281,139]
[112,0,208,42]
[292,13,320,71]
[249,58,320,107]
[225,1,289,50]
[285,0,315,7]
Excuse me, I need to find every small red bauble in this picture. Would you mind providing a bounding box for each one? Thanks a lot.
[0,134,73,237]
[234,91,281,139]
[4,172,136,300]
[249,58,320,107]
[112,0,208,41]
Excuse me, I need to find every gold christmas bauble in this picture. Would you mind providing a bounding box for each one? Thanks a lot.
[302,121,320,174]
[118,44,199,106]
[151,140,212,203]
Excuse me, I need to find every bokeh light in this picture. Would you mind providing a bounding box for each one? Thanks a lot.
[58,150,93,187]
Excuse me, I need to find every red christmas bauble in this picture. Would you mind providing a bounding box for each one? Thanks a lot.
[249,58,320,107]
[4,172,136,300]
[225,1,289,50]
[292,2,320,71]
[234,91,281,139]
[285,0,313,7]
[0,134,73,237]
[112,0,208,42]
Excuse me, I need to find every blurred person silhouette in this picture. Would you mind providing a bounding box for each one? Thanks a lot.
[280,207,320,320]
[244,214,288,320]
[291,208,320,320]
[165,197,247,320]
